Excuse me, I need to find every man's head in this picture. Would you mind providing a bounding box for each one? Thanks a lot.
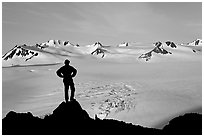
[64,59,70,65]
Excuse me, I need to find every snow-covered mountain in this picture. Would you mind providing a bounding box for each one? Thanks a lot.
[2,39,202,67]
[180,39,202,53]
[2,40,111,67]
[181,39,202,47]
[2,40,82,67]
[138,41,173,61]
[83,42,103,53]
[2,45,39,62]
[78,42,110,58]
[2,44,63,67]
[138,40,201,62]
[89,42,110,58]
[34,40,78,50]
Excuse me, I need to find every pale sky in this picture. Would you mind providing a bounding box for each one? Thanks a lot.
[2,2,202,54]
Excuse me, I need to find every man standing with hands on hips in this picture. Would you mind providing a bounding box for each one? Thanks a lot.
[56,59,77,103]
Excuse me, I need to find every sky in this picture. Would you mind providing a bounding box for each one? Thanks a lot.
[2,2,202,54]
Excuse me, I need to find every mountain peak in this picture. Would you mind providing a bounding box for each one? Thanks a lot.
[165,41,177,48]
[40,40,76,47]
[182,39,202,46]
[94,42,103,47]
[139,41,173,61]
[2,45,39,62]
[154,41,162,47]
[193,39,202,46]
[51,99,90,120]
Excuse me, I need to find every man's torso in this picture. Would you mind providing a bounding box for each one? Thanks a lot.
[60,65,74,79]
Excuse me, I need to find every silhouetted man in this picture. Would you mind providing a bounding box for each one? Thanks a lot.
[56,59,77,102]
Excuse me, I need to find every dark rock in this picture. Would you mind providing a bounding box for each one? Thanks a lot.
[166,41,177,48]
[163,113,202,135]
[195,40,200,45]
[155,41,162,47]
[2,99,202,135]
[64,41,69,46]
[94,42,103,47]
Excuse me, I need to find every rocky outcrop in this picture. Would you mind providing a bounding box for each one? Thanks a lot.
[2,99,201,135]
[3,99,161,135]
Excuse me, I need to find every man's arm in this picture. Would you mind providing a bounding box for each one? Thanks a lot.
[56,67,64,78]
[71,67,77,77]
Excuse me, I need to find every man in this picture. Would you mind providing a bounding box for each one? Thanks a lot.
[56,59,77,102]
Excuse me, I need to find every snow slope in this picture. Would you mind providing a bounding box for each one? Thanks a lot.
[2,56,201,129]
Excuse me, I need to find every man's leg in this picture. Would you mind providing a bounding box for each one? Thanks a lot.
[70,80,75,100]
[63,80,69,103]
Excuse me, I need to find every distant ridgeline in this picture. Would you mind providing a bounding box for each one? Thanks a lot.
[2,39,202,67]
[2,99,202,135]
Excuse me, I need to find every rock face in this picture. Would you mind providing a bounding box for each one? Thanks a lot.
[2,99,201,135]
